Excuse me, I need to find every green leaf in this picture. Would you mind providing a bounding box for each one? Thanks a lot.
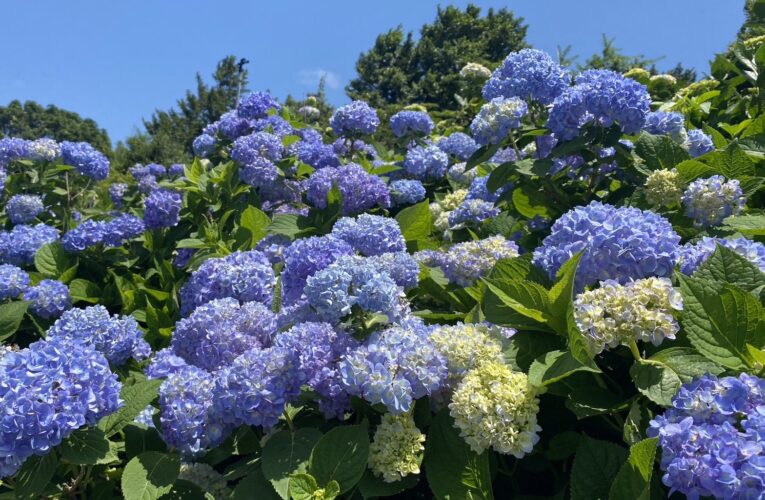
[60,427,118,465]
[608,438,659,500]
[488,255,552,287]
[483,279,552,325]
[0,301,28,341]
[528,349,600,387]
[570,436,627,500]
[692,245,765,292]
[623,400,652,446]
[503,331,565,372]
[512,186,552,218]
[635,133,690,170]
[289,474,319,500]
[723,214,765,236]
[232,467,281,500]
[14,452,58,498]
[630,359,682,407]
[267,214,302,238]
[160,479,211,500]
[482,281,554,333]
[69,278,102,304]
[34,242,77,278]
[357,470,418,498]
[466,143,501,170]
[240,206,271,246]
[674,159,716,183]
[309,424,369,494]
[121,452,180,500]
[99,379,163,437]
[262,428,323,499]
[395,200,432,243]
[679,277,765,370]
[424,410,493,500]
[710,142,756,178]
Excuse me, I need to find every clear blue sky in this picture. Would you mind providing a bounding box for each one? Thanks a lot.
[0,1,745,144]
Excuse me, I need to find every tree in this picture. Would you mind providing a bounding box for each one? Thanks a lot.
[0,100,112,154]
[738,0,765,41]
[581,35,657,73]
[284,76,335,131]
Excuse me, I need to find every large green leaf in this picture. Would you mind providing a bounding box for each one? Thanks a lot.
[488,255,552,287]
[608,438,659,500]
[512,185,552,218]
[570,436,627,500]
[483,279,552,325]
[528,349,600,387]
[723,214,765,236]
[121,451,180,500]
[693,245,765,292]
[239,206,271,247]
[59,427,119,465]
[309,424,369,494]
[0,300,29,341]
[635,133,690,170]
[14,452,58,497]
[98,379,163,437]
[34,242,77,278]
[262,428,323,499]
[395,200,432,244]
[69,278,102,304]
[232,466,281,500]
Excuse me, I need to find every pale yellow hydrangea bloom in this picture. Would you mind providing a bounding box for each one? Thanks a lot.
[645,168,684,207]
[368,413,426,483]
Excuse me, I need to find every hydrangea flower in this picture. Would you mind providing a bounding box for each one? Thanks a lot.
[62,220,107,252]
[217,111,252,140]
[0,167,7,192]
[296,141,340,169]
[367,252,420,290]
[144,189,182,229]
[6,194,44,225]
[417,236,520,287]
[304,164,390,215]
[448,199,500,228]
[403,144,449,181]
[532,202,680,290]
[0,137,29,167]
[330,101,380,136]
[280,235,354,305]
[470,97,528,145]
[447,162,479,186]
[46,305,151,365]
[60,141,110,180]
[137,174,159,194]
[23,279,71,319]
[332,138,376,158]
[146,348,189,380]
[390,111,434,137]
[340,324,447,414]
[0,264,30,300]
[27,138,61,161]
[643,111,686,142]
[237,91,281,120]
[429,323,504,388]
[437,132,479,161]
[685,129,715,157]
[483,49,571,105]
[368,413,426,483]
[574,278,682,355]
[460,62,492,80]
[0,339,122,477]
[450,361,541,457]
[147,163,166,177]
[0,223,59,266]
[682,175,745,228]
[645,168,684,207]
[109,182,129,208]
[330,214,405,256]
[389,179,426,206]
[678,237,765,274]
[193,134,216,157]
[231,132,284,165]
[179,250,275,315]
[102,214,145,247]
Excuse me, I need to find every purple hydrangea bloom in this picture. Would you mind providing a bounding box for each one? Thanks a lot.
[686,129,715,157]
[129,165,152,180]
[330,214,406,256]
[448,199,500,228]
[482,49,571,105]
[23,279,71,319]
[239,156,278,188]
[137,174,159,194]
[192,134,216,158]
[389,179,426,206]
[146,348,189,379]
[417,236,519,287]
[147,163,167,177]
[0,264,30,300]
[255,234,292,264]
[0,223,59,266]
[390,111,434,138]
[465,175,509,203]
[60,141,110,180]
[332,138,376,158]
[173,248,196,269]
[281,235,354,305]
[253,115,295,138]
[102,214,145,247]
[237,91,281,120]
[168,163,185,177]
[109,183,129,208]
[296,141,340,169]
[368,252,420,290]
[437,132,479,161]
[0,138,29,167]
[330,101,380,136]
[679,237,765,275]
[62,220,107,253]
[643,111,685,137]
[231,132,284,165]
[0,167,7,192]
[304,164,390,215]
[6,194,44,225]
[144,189,182,229]
[217,110,253,140]
[403,144,449,181]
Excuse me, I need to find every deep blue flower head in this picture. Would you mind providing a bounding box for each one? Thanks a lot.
[682,175,745,228]
[231,131,284,165]
[168,163,185,177]
[217,110,253,140]
[255,234,291,264]
[390,111,434,138]
[403,144,449,181]
[389,179,426,206]
[60,141,110,180]
[482,49,571,105]
[548,70,650,141]
[171,298,276,372]
[173,248,196,269]
[0,223,59,266]
[137,174,159,194]
[237,91,281,120]
[532,202,680,290]
[159,366,230,458]
[0,264,30,300]
[193,134,216,157]
[213,346,304,428]
[129,165,151,180]
[304,164,390,215]
[437,132,479,161]
[274,322,359,418]
[0,338,122,477]
[679,237,765,275]
[340,324,447,414]
[103,214,145,247]
[644,111,686,137]
[296,141,340,169]
[179,250,275,315]
[252,115,294,138]
[239,156,278,189]
[23,279,71,319]
[109,183,128,208]
[686,129,715,157]
[146,348,188,379]
[147,163,166,177]
[47,305,150,365]
[144,189,182,229]
[281,235,355,305]
[448,199,500,228]
[471,97,528,145]
[0,138,29,167]
[330,214,406,256]
[62,220,108,252]
[330,101,380,136]
[6,194,44,225]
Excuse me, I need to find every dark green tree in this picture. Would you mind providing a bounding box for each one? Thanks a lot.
[0,100,112,154]
[581,35,658,73]
[738,0,765,41]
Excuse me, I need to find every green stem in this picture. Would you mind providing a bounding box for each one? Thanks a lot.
[629,341,642,361]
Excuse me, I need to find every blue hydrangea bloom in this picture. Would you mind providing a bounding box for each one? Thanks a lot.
[403,144,449,181]
[109,183,128,208]
[192,134,216,157]
[147,163,166,177]
[0,167,7,192]
[330,101,380,136]
[330,214,406,256]
[448,199,500,228]
[23,279,71,319]
[417,236,519,287]
[437,132,479,161]
[102,214,145,247]
[129,165,151,180]
[60,141,110,180]
[679,237,765,275]
[465,175,510,203]
[255,234,291,264]
[238,156,279,189]
[482,49,571,105]
[368,252,420,290]
[0,338,122,477]
[46,305,150,365]
[532,202,680,290]
[295,141,340,169]
[173,248,196,269]
[304,164,390,215]
[168,163,185,177]
[643,111,685,138]
[0,138,29,167]
[281,235,355,305]
[62,220,108,252]
[682,175,745,228]
[686,128,715,157]
[237,91,281,120]
[231,132,284,165]
[137,174,159,194]
[332,138,376,158]
[340,324,447,414]
[146,348,189,379]
[389,179,426,206]
[253,115,295,138]
[144,189,182,229]
[0,223,59,266]
[217,110,253,140]
[0,264,30,300]
[6,194,44,225]
[390,111,434,138]
[471,97,528,145]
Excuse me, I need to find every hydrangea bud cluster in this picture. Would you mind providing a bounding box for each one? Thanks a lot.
[648,374,765,499]
[368,413,426,483]
[644,168,684,207]
[5,194,44,225]
[330,214,406,256]
[23,279,71,319]
[403,144,449,181]
[60,141,110,180]
[438,133,479,162]
[389,179,426,206]
[417,236,520,287]
[482,49,571,104]
[330,101,380,136]
[305,163,390,215]
[0,264,30,300]
[144,189,182,229]
[532,202,680,290]
[46,305,151,365]
[679,237,765,274]
[470,97,528,145]
[574,277,682,355]
[460,62,492,80]
[0,223,59,266]
[682,175,745,228]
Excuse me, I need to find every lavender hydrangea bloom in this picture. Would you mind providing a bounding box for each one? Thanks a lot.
[437,132,479,161]
[685,128,715,157]
[144,189,182,229]
[193,134,216,157]
[532,202,680,290]
[129,165,151,180]
[237,91,281,120]
[239,156,279,188]
[281,235,355,305]
[137,175,159,194]
[682,175,745,228]
[368,252,420,290]
[109,183,129,208]
[296,141,340,169]
[471,97,528,146]
[217,110,253,140]
[168,163,185,177]
[482,49,571,105]
[255,234,291,264]
[173,248,196,269]
[678,237,765,274]
[46,305,150,365]
[6,194,44,225]
[340,324,447,414]
[330,214,406,256]
[330,101,380,136]
[102,214,145,247]
[332,138,376,158]
[179,250,275,315]
[465,175,509,203]
[60,141,110,180]
[0,223,59,266]
[0,138,29,167]
[253,115,294,137]
[448,199,500,228]
[0,339,122,477]
[23,279,71,319]
[147,163,167,177]
[402,144,449,181]
[643,111,686,138]
[0,264,30,300]
[146,348,188,379]
[389,179,426,206]
[304,164,390,215]
[231,132,284,165]
[417,236,519,287]
[0,168,6,192]
[390,111,434,137]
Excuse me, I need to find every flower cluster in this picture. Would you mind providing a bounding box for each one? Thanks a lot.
[304,163,390,215]
[62,214,145,252]
[429,323,505,388]
[109,182,129,208]
[644,168,684,207]
[0,223,59,266]
[280,235,354,305]
[483,48,571,104]
[231,132,284,188]
[643,111,686,142]
[448,199,500,228]
[679,237,765,274]
[403,144,449,181]
[368,413,426,483]
[417,236,519,287]
[330,101,380,136]
[5,194,44,225]
[389,179,426,206]
[0,264,30,300]
[23,279,71,319]
[686,129,715,157]
[460,62,492,80]
[237,91,282,120]
[682,175,745,227]
[330,214,405,256]
[390,111,434,138]
[296,141,340,170]
[574,277,682,355]
[532,202,680,290]
[470,97,528,145]
[437,132,479,162]
[144,189,182,229]
[61,141,110,180]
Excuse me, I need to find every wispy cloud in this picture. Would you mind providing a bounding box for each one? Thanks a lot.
[298,68,341,90]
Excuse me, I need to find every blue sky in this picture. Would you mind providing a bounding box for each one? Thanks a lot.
[0,1,744,143]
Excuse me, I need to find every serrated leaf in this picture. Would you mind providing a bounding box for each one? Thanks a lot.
[395,200,431,244]
[99,379,163,437]
[635,133,690,170]
[240,206,271,247]
[262,428,323,499]
[60,427,118,465]
[14,452,58,497]
[69,278,102,304]
[232,467,281,500]
[723,214,765,236]
[309,425,369,494]
[675,159,716,183]
[488,255,552,287]
[289,473,319,500]
[692,245,765,291]
[121,452,180,500]
[483,279,551,324]
[34,242,77,278]
[528,349,600,387]
[608,438,659,500]
[630,359,683,407]
[570,437,627,500]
